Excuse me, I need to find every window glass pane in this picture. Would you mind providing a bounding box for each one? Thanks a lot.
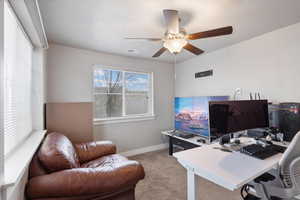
[109,70,122,93]
[94,69,108,93]
[94,69,152,119]
[109,82,122,93]
[125,72,150,115]
[94,69,122,93]
[94,94,122,118]
[125,94,148,115]
[125,72,149,93]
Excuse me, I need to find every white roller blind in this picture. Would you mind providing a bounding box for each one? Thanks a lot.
[4,2,33,155]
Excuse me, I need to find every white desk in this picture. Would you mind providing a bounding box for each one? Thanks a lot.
[173,138,284,200]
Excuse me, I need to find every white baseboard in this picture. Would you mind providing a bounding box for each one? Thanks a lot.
[120,143,168,157]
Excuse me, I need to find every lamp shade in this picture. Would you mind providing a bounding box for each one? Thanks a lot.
[163,38,187,53]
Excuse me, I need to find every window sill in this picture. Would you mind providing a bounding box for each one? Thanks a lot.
[2,130,46,189]
[94,115,156,125]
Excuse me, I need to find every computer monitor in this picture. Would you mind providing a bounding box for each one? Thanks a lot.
[209,100,269,140]
[174,96,229,138]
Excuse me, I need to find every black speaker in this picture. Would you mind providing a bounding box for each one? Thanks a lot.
[279,103,300,141]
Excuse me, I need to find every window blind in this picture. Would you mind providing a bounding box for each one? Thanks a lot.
[4,2,33,155]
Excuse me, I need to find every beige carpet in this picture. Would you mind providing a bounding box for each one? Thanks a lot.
[130,150,241,200]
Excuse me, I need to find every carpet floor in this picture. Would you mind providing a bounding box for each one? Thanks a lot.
[130,150,241,200]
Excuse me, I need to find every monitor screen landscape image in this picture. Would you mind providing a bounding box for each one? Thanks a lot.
[175,96,229,137]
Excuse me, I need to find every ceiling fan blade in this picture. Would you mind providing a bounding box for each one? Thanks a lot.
[152,47,167,57]
[183,43,204,55]
[125,37,161,42]
[187,26,233,40]
[163,9,179,34]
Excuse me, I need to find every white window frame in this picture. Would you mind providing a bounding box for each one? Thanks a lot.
[93,65,155,125]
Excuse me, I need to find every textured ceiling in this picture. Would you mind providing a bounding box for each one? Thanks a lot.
[39,0,300,63]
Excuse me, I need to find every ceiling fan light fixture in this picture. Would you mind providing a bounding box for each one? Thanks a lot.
[163,38,187,54]
[125,9,233,58]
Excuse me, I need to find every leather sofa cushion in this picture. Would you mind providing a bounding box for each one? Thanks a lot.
[81,154,128,168]
[38,132,80,173]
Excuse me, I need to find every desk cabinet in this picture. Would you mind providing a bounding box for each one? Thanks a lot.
[169,136,200,155]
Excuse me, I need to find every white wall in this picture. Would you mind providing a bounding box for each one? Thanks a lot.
[175,22,300,103]
[46,43,174,152]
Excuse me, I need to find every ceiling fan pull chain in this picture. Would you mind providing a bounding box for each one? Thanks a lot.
[173,53,177,68]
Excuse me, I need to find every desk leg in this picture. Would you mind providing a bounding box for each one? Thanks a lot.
[169,136,173,156]
[187,169,199,200]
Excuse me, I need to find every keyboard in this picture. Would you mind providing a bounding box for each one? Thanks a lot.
[240,143,286,160]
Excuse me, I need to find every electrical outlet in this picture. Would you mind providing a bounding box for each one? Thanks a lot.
[235,88,242,95]
[233,88,243,100]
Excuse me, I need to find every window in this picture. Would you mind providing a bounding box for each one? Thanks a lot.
[93,68,153,121]
[4,2,33,155]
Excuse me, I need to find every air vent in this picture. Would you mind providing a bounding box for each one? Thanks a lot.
[195,70,213,78]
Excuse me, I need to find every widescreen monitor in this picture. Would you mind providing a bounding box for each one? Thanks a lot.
[209,100,269,140]
[175,96,229,138]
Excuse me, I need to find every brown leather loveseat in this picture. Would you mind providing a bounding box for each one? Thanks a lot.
[26,132,145,200]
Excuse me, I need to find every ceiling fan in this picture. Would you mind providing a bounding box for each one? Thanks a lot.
[125,9,233,58]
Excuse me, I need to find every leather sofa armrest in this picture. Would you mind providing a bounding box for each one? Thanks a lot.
[75,141,116,163]
[26,160,145,199]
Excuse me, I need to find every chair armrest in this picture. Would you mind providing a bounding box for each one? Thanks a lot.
[75,141,116,163]
[26,160,145,199]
